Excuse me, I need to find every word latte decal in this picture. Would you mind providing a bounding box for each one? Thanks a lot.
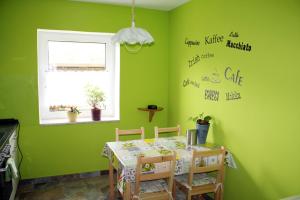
[183,78,200,88]
[185,38,200,47]
[226,40,252,52]
[204,89,219,101]
[205,34,224,45]
[229,32,239,38]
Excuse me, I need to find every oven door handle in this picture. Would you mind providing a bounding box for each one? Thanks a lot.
[0,164,9,172]
[0,155,11,172]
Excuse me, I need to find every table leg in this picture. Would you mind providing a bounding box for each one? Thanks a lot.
[109,160,115,200]
[124,181,131,200]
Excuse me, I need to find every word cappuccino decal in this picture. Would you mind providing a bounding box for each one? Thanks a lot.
[185,38,200,47]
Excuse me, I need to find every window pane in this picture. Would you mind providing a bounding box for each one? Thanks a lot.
[38,29,120,124]
[44,71,114,118]
[48,41,106,71]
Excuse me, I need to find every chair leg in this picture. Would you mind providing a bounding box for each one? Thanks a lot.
[172,181,176,200]
[215,188,223,200]
[187,191,192,200]
[109,161,115,200]
[219,188,224,200]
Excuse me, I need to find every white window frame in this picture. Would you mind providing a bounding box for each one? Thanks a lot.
[37,29,120,125]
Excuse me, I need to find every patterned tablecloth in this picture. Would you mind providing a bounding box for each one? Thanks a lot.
[102,136,235,193]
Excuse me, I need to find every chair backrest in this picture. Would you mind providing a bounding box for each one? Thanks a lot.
[188,146,226,187]
[135,152,176,196]
[154,125,181,138]
[115,127,145,141]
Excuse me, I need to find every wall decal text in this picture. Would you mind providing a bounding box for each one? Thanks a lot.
[205,34,224,45]
[226,91,241,101]
[188,54,200,68]
[226,40,252,52]
[202,70,221,84]
[183,78,200,88]
[224,67,243,86]
[201,52,214,59]
[204,89,219,101]
[229,32,239,38]
[185,38,200,47]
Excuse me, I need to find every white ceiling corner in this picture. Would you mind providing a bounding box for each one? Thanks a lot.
[73,0,190,11]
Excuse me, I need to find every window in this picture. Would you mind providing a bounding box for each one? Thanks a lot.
[37,29,120,124]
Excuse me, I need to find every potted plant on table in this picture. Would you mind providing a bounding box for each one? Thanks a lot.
[85,84,105,121]
[67,106,81,123]
[189,113,212,144]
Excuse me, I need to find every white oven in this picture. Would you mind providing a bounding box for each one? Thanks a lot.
[0,120,19,200]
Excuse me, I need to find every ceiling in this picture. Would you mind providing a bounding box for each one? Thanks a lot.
[74,0,190,11]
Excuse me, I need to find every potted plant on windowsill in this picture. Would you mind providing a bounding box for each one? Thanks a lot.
[189,113,212,144]
[85,84,105,121]
[67,106,81,123]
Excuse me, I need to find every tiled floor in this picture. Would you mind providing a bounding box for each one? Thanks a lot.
[16,173,211,200]
[16,175,110,200]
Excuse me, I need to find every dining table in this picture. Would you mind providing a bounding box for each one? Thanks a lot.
[102,136,235,200]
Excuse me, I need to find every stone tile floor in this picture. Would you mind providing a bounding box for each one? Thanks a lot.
[16,173,212,200]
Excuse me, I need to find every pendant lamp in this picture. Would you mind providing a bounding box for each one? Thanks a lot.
[112,0,154,51]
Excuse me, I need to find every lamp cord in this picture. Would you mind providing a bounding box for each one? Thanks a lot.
[131,0,135,27]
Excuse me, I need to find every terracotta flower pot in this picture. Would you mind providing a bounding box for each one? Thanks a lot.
[91,108,101,121]
[67,111,78,122]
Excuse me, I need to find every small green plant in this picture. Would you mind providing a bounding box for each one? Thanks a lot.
[69,106,81,114]
[85,84,105,109]
[189,113,212,125]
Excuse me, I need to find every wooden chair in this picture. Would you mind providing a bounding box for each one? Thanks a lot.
[115,127,145,141]
[174,147,226,200]
[133,152,177,200]
[154,125,181,138]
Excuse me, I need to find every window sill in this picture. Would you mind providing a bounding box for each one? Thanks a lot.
[39,117,120,126]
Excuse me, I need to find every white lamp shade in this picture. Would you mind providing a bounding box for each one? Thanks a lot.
[112,26,154,45]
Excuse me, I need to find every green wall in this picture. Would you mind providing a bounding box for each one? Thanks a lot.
[1,0,300,199]
[168,0,300,199]
[0,0,169,179]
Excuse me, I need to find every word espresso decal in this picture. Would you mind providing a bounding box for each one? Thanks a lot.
[226,91,241,101]
[224,67,243,86]
[205,34,224,45]
[185,38,200,47]
[188,54,200,68]
[204,89,219,101]
[183,78,200,88]
[226,40,252,52]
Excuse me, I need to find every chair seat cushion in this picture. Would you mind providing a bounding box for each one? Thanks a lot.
[175,173,216,187]
[132,179,168,194]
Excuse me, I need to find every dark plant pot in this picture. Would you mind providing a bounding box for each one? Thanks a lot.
[91,108,101,121]
[196,123,210,144]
